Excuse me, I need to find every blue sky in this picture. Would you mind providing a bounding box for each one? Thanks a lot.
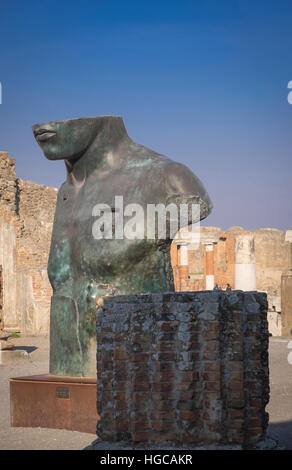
[0,0,291,230]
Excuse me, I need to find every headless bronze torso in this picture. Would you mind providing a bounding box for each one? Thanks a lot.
[33,116,212,376]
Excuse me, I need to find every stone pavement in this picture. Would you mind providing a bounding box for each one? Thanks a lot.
[0,335,95,450]
[266,337,292,449]
[0,335,291,450]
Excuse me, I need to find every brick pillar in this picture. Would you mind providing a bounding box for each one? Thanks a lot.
[96,291,269,448]
[205,244,214,290]
[170,241,179,291]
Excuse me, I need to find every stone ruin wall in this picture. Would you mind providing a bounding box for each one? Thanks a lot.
[16,179,57,333]
[0,150,290,335]
[172,227,290,301]
[0,151,57,333]
[171,226,290,335]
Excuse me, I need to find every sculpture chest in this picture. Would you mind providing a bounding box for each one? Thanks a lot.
[48,169,173,297]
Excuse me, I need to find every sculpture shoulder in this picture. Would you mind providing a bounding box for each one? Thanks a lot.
[161,160,213,221]
[125,141,171,167]
[125,142,212,220]
[163,161,210,199]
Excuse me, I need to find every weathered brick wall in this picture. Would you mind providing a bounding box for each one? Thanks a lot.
[254,229,290,310]
[0,152,58,333]
[0,204,21,331]
[96,291,269,448]
[16,179,57,270]
[171,226,290,315]
[15,179,57,333]
[0,152,17,214]
[213,232,235,289]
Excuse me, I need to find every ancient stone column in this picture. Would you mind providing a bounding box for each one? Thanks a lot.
[234,234,256,291]
[205,243,214,290]
[178,243,189,287]
[281,273,292,336]
[281,230,292,336]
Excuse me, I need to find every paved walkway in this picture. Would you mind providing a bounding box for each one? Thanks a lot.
[0,335,291,450]
[0,336,95,450]
[266,337,292,449]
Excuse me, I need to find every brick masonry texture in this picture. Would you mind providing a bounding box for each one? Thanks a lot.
[0,152,57,333]
[171,226,290,312]
[96,291,269,448]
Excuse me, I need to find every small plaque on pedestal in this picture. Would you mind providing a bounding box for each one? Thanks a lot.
[10,374,98,434]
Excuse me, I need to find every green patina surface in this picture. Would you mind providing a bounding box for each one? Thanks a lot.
[33,116,212,377]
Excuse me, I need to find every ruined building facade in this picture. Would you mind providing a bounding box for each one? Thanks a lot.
[0,151,291,336]
[0,152,57,333]
[171,226,292,336]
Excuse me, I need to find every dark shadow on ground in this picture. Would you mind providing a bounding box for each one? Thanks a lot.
[268,421,292,450]
[12,346,38,354]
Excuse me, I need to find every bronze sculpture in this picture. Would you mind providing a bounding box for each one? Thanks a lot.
[33,116,212,376]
